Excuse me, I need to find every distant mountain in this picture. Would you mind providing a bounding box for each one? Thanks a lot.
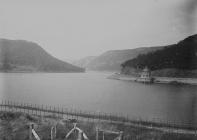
[73,56,97,68]
[85,47,163,71]
[121,34,197,77]
[0,39,85,72]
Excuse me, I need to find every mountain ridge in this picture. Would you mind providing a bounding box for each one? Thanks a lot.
[75,46,163,71]
[121,34,197,77]
[122,34,197,70]
[0,39,85,72]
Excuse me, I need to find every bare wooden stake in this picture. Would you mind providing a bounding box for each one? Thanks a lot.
[29,123,34,140]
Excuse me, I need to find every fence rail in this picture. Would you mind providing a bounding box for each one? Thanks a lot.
[0,100,197,134]
[0,100,129,122]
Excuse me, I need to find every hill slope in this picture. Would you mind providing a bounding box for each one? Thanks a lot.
[122,34,197,71]
[0,39,85,72]
[73,56,97,68]
[85,47,163,71]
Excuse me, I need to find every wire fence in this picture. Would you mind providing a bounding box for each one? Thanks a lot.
[0,100,197,134]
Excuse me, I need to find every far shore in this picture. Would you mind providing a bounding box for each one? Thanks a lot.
[108,73,197,85]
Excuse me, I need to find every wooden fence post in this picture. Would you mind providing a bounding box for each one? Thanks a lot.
[53,106,55,117]
[45,105,47,116]
[51,125,57,140]
[2,100,4,111]
[23,102,25,113]
[41,104,43,116]
[5,100,6,109]
[96,128,99,140]
[27,103,29,114]
[50,106,52,116]
[5,100,7,111]
[7,100,9,111]
[39,105,41,116]
[62,107,64,118]
[3,100,4,111]
[58,106,60,118]
[120,131,123,140]
[35,104,37,115]
[0,100,2,111]
[29,123,34,140]
[31,104,33,115]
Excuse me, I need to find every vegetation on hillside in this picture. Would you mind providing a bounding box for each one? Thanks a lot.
[121,35,197,71]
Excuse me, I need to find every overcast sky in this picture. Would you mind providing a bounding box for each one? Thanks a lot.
[0,0,196,60]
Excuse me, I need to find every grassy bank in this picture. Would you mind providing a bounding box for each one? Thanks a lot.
[0,111,196,140]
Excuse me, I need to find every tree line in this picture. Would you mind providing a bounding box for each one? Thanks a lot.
[121,35,197,70]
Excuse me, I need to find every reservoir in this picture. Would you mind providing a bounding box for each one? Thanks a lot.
[0,72,197,126]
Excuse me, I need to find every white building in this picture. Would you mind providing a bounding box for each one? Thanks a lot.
[140,67,151,79]
[137,67,153,83]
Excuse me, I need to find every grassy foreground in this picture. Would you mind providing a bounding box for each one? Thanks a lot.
[0,111,196,140]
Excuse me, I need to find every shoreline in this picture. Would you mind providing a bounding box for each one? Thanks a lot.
[108,73,197,85]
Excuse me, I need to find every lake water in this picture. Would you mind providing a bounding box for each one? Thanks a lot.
[1,72,197,126]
